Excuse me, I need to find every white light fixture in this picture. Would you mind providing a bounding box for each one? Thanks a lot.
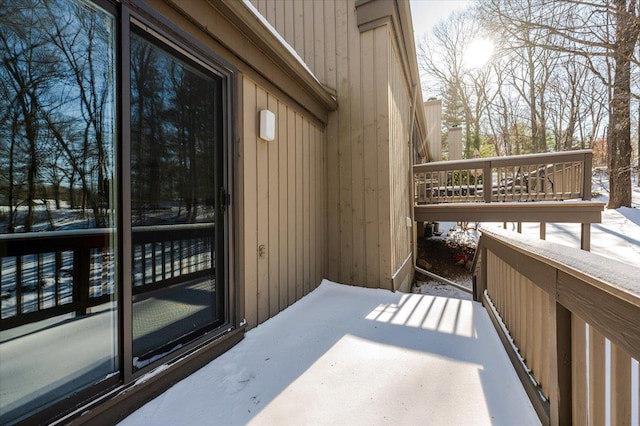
[259,109,275,141]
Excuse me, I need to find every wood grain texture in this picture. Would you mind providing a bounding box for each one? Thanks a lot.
[557,270,640,361]
[375,25,391,286]
[267,93,279,317]
[588,326,606,425]
[278,99,289,311]
[571,314,588,425]
[255,86,269,324]
[611,344,632,425]
[241,77,326,328]
[242,79,258,329]
[287,107,296,306]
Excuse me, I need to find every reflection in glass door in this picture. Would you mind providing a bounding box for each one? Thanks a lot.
[129,32,225,369]
[0,1,118,423]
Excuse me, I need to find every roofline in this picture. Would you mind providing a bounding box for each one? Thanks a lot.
[213,0,338,112]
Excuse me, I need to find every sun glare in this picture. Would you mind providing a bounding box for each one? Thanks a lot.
[463,38,494,69]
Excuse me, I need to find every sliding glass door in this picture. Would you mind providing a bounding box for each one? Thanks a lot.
[0,2,231,423]
[129,31,226,369]
[0,1,118,423]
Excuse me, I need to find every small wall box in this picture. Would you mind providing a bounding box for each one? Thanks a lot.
[260,109,275,141]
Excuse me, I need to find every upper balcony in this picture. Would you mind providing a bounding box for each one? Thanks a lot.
[413,149,604,249]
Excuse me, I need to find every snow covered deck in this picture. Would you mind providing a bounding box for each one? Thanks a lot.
[120,281,539,425]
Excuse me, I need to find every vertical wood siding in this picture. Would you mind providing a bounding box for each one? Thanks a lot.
[241,76,326,329]
[250,0,415,289]
[485,244,640,424]
[388,41,412,279]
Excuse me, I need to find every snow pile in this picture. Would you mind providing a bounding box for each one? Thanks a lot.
[120,280,539,425]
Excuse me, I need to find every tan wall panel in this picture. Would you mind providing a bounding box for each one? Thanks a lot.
[388,40,412,278]
[243,79,259,329]
[277,100,289,310]
[252,1,415,290]
[375,27,392,287]
[362,29,380,288]
[255,86,270,324]
[242,77,326,329]
[287,106,297,306]
[267,93,280,318]
[350,0,366,287]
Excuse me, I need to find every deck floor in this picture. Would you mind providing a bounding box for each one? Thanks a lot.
[121,281,540,425]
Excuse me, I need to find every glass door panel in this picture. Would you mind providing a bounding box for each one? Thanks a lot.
[129,32,224,369]
[0,1,118,423]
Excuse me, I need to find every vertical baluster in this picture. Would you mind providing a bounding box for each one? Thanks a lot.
[55,251,61,306]
[568,162,574,198]
[512,165,517,201]
[498,166,503,202]
[37,253,43,311]
[151,242,157,284]
[554,163,559,200]
[179,239,184,275]
[611,344,632,425]
[162,241,167,281]
[73,249,90,316]
[16,256,23,315]
[589,326,606,424]
[189,238,194,273]
[141,243,146,286]
[465,168,470,202]
[571,315,588,425]
[171,240,175,278]
[501,167,507,202]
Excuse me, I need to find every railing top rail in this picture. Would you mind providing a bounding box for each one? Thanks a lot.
[413,149,593,173]
[0,223,215,256]
[479,226,640,308]
[0,227,110,243]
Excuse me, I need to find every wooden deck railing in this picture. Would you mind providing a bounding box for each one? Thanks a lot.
[0,224,214,330]
[473,227,640,425]
[414,150,593,204]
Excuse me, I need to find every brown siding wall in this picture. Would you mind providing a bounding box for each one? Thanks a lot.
[240,76,327,329]
[388,40,413,280]
[250,0,415,290]
[250,0,330,84]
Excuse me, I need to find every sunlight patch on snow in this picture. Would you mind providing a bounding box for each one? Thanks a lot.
[121,280,539,426]
[366,293,472,337]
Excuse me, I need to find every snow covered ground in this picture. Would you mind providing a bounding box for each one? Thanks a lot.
[119,175,638,426]
[505,176,640,266]
[120,280,538,425]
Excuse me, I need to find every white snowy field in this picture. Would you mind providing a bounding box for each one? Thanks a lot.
[120,280,539,426]
[501,180,640,266]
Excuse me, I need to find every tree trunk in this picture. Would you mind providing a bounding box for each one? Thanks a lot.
[606,0,636,209]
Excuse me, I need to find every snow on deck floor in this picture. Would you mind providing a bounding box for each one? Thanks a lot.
[120,280,539,426]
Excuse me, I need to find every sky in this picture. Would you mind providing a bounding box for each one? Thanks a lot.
[410,0,471,42]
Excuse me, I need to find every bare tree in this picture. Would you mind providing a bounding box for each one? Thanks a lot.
[481,0,639,207]
[418,10,492,158]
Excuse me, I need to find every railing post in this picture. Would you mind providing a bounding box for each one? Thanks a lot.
[475,246,487,302]
[549,294,572,426]
[582,152,592,201]
[580,224,591,251]
[73,249,90,316]
[483,164,492,203]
